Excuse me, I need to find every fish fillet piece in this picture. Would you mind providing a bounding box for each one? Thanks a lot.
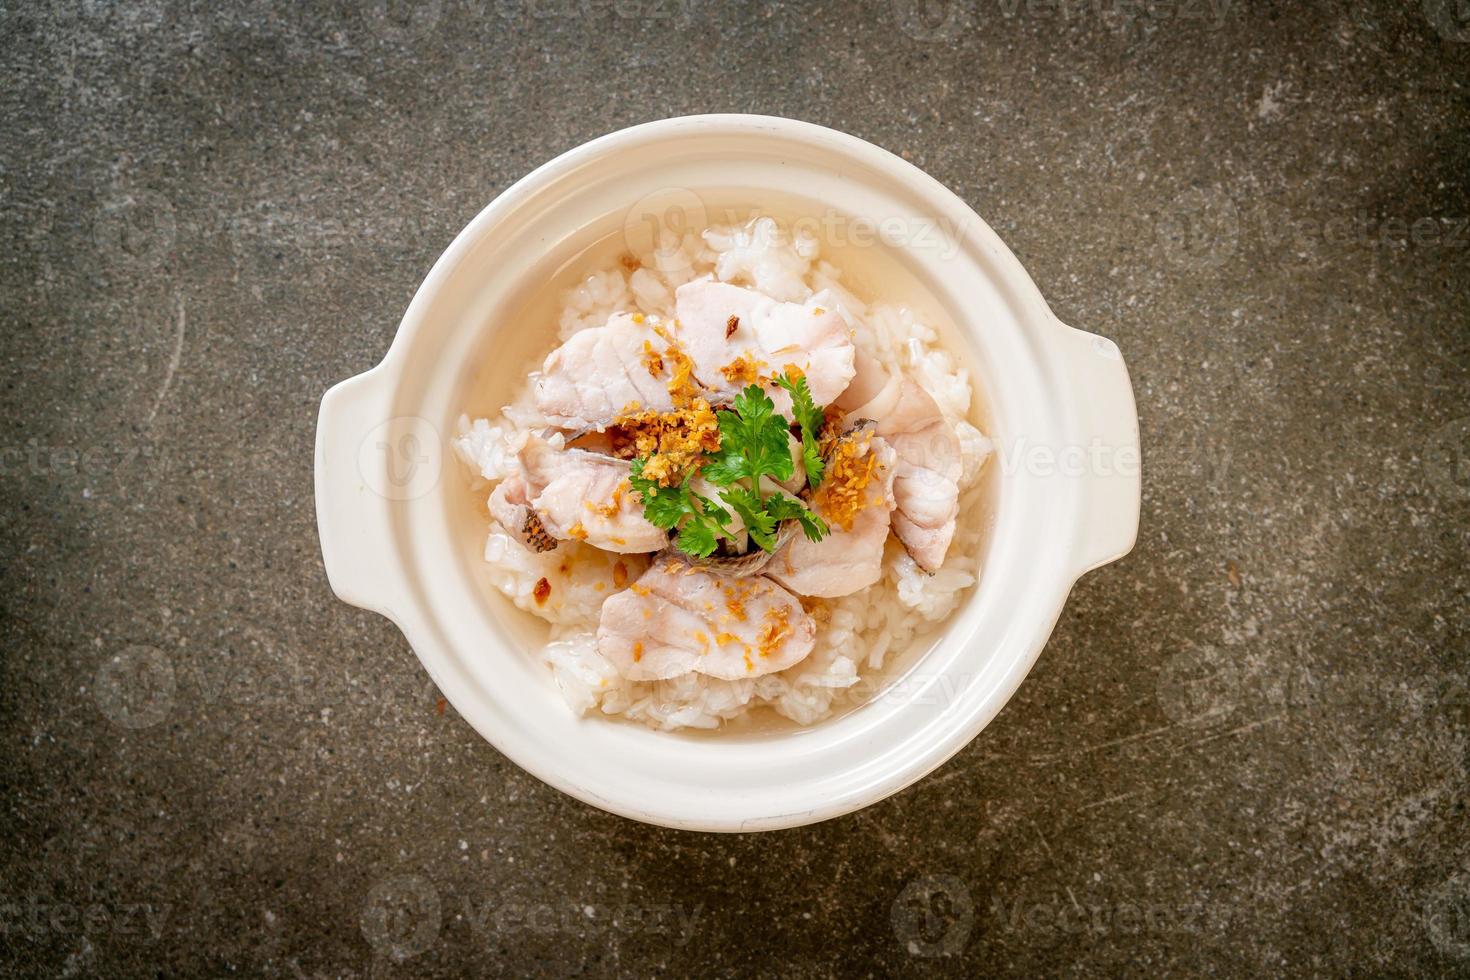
[597,561,815,681]
[533,312,677,430]
[834,347,903,418]
[767,436,898,597]
[838,350,961,572]
[488,474,558,552]
[513,434,668,554]
[481,522,648,626]
[674,279,856,410]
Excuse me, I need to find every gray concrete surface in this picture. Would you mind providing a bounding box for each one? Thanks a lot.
[3,0,1468,976]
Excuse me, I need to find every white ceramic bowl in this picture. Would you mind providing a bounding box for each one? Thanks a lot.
[315,114,1140,832]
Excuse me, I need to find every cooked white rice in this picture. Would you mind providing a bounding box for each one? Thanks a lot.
[454,217,992,730]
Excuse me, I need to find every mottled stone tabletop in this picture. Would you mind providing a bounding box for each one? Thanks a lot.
[3,0,1468,976]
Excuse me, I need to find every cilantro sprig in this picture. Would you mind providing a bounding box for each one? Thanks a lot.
[629,384,830,557]
[774,371,826,489]
[765,489,829,544]
[702,385,794,488]
[629,458,733,559]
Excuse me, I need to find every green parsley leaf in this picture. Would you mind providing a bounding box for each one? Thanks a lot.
[774,371,826,488]
[732,383,775,425]
[799,510,828,542]
[762,493,801,521]
[774,371,823,433]
[629,460,735,557]
[676,517,719,557]
[628,460,691,530]
[704,385,794,488]
[698,436,747,486]
[693,493,732,528]
[799,440,824,489]
[765,493,829,543]
[720,485,778,552]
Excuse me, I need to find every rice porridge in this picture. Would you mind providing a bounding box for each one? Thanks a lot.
[453,215,993,731]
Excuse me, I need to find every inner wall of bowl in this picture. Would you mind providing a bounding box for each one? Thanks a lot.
[383,124,1080,825]
[447,186,1002,737]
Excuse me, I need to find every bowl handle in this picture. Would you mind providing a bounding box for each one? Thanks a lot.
[1053,320,1142,576]
[313,366,423,621]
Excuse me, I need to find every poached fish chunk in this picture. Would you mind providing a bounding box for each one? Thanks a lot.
[514,434,668,554]
[673,279,856,408]
[481,521,649,626]
[837,350,961,572]
[597,561,815,681]
[767,435,898,598]
[488,473,558,552]
[533,312,677,430]
[881,382,962,572]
